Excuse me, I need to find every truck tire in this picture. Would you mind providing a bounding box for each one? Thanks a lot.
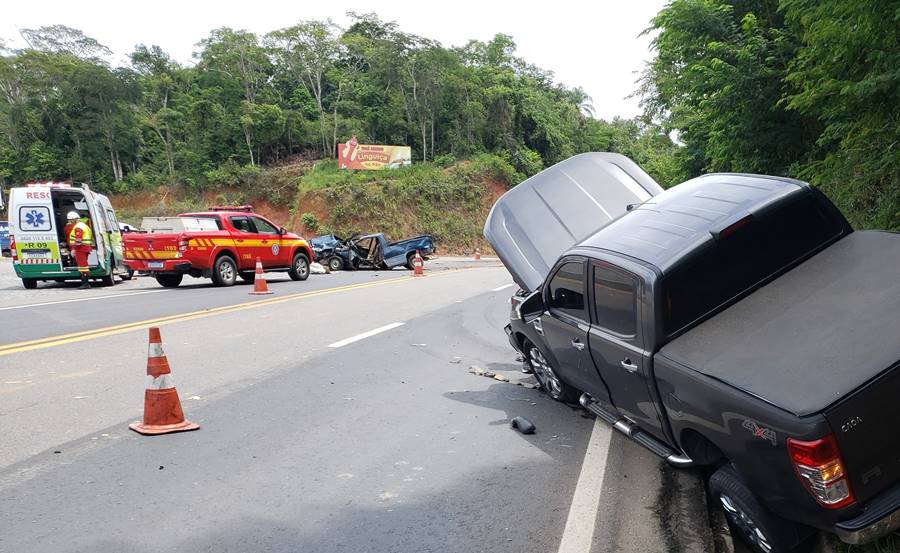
[212,255,238,286]
[22,278,38,290]
[101,270,116,287]
[156,274,183,288]
[709,465,807,553]
[288,252,310,281]
[405,253,416,270]
[120,269,134,281]
[239,271,256,282]
[522,339,580,403]
[326,256,343,272]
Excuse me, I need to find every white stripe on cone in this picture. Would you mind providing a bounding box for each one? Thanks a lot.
[145,373,176,390]
[148,342,165,358]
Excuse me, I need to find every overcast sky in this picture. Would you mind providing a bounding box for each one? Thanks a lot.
[1,0,666,121]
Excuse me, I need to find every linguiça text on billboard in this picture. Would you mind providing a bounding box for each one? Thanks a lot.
[338,136,412,170]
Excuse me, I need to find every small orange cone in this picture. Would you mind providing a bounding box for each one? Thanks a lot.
[413,250,425,277]
[250,257,273,295]
[474,248,481,260]
[129,327,199,436]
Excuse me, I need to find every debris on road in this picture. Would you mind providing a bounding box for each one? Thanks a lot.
[468,365,539,389]
[411,343,427,347]
[449,357,462,364]
[468,365,495,378]
[310,262,326,274]
[510,416,536,435]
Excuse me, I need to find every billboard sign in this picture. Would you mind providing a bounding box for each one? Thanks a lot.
[338,136,412,170]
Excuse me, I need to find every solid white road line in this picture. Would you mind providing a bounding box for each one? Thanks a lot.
[0,289,171,312]
[327,322,405,348]
[491,283,514,292]
[557,419,614,553]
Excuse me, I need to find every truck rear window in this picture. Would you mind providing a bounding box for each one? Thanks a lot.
[662,193,844,336]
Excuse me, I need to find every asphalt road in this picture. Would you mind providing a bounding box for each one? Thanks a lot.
[0,256,716,553]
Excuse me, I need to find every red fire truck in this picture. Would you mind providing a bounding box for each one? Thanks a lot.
[124,206,314,288]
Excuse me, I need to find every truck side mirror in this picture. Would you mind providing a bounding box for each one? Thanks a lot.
[278,227,287,235]
[518,290,545,324]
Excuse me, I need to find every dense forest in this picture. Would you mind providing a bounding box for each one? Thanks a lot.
[0,1,897,231]
[0,14,680,194]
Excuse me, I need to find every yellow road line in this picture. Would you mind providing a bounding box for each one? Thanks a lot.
[0,267,483,357]
[0,276,412,357]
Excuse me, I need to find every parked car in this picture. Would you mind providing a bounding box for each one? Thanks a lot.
[311,232,434,271]
[486,153,900,553]
[123,205,314,288]
[0,220,10,256]
[7,182,130,288]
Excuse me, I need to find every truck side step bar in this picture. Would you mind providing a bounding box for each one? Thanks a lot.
[579,393,693,468]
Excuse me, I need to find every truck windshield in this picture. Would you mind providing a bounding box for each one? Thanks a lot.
[662,193,844,336]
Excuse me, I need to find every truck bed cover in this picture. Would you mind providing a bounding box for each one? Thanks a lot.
[659,231,900,416]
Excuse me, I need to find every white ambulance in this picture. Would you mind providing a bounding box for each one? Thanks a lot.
[7,182,131,289]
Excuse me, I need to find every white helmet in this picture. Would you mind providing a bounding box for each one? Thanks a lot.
[67,211,80,221]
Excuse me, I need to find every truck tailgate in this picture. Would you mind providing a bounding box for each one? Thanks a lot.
[825,361,900,504]
[123,233,181,262]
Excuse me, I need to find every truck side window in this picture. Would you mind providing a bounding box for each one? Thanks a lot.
[548,261,586,321]
[593,265,637,337]
[252,217,278,234]
[229,216,253,233]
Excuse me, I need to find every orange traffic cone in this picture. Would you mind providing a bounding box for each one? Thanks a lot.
[129,327,199,435]
[474,248,481,260]
[413,250,425,277]
[250,257,273,295]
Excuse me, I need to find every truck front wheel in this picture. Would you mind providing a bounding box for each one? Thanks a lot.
[156,274,183,288]
[212,255,238,286]
[22,278,38,290]
[709,465,807,553]
[523,339,580,403]
[288,252,310,281]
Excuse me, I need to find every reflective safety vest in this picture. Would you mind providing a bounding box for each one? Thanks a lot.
[69,221,93,247]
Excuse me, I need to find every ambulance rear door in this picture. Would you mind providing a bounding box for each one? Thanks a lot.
[9,186,63,271]
[81,185,109,271]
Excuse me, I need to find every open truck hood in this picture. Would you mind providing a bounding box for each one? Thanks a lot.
[483,153,664,291]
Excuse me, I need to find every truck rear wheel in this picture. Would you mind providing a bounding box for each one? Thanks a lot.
[22,278,38,290]
[156,274,183,288]
[709,465,807,553]
[212,255,238,286]
[239,271,256,282]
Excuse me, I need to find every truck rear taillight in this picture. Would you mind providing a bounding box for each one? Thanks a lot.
[787,434,855,509]
[9,235,16,260]
[177,238,188,258]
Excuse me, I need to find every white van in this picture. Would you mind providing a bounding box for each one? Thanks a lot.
[8,182,131,289]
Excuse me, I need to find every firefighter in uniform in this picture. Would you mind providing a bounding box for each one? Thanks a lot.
[66,211,93,289]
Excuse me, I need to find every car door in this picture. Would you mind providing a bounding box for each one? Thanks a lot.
[228,215,258,269]
[587,260,663,438]
[539,258,610,403]
[251,216,289,267]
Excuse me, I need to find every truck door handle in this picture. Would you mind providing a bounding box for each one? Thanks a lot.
[620,358,638,373]
[571,339,585,351]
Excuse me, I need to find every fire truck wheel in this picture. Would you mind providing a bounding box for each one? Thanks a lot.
[212,255,238,286]
[156,274,183,288]
[239,271,256,282]
[289,252,310,281]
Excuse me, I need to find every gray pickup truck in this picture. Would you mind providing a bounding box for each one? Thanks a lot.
[485,153,900,552]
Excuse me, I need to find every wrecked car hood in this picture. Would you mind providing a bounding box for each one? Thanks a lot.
[483,153,663,291]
